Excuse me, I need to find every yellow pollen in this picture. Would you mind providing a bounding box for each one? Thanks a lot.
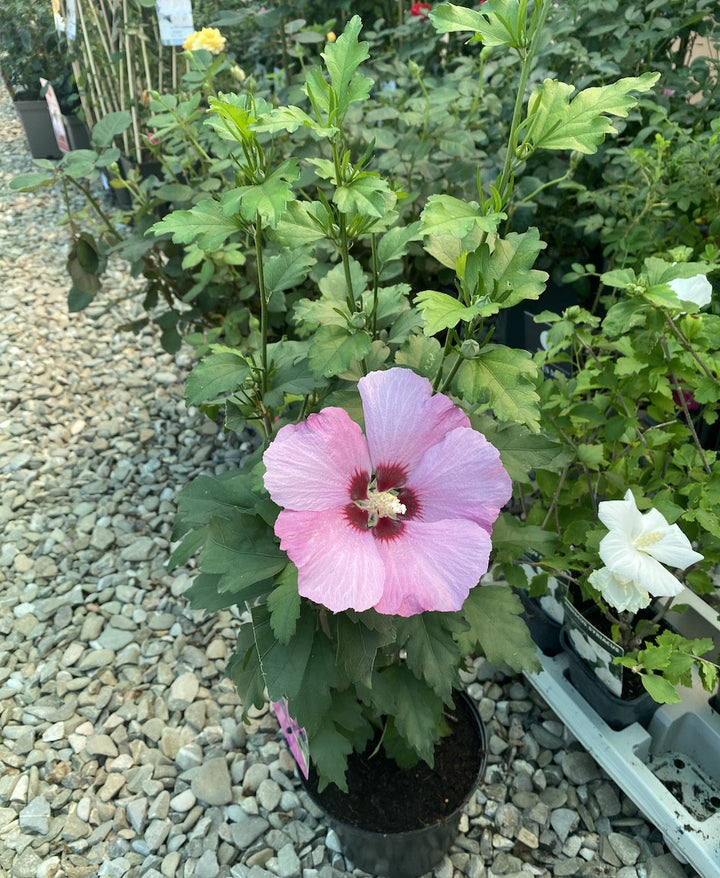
[373,491,406,518]
[355,490,406,526]
[633,530,663,551]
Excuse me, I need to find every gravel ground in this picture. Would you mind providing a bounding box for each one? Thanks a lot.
[0,83,701,878]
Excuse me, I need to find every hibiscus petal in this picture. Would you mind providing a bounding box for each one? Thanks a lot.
[597,490,640,535]
[639,517,704,570]
[372,519,492,616]
[599,531,685,597]
[407,427,511,531]
[588,567,650,614]
[636,555,686,597]
[263,408,372,511]
[358,369,470,476]
[274,508,384,612]
[668,274,712,309]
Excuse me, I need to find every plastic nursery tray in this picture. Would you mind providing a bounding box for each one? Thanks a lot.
[523,588,720,878]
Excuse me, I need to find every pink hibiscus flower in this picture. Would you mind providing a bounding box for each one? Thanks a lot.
[263,368,511,616]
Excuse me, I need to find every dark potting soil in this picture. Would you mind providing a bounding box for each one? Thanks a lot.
[306,695,484,834]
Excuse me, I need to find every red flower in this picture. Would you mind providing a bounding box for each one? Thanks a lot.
[410,1,431,19]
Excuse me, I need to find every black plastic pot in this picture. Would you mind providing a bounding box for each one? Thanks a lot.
[560,628,658,730]
[300,692,487,878]
[62,114,91,151]
[13,99,62,159]
[514,586,564,656]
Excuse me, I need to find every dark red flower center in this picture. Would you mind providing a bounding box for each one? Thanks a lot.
[344,464,420,541]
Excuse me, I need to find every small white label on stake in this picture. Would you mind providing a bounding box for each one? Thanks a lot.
[156,0,195,46]
[66,0,77,41]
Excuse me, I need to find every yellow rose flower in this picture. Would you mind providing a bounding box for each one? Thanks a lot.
[183,27,227,55]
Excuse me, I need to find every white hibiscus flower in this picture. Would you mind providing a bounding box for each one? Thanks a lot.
[597,490,703,598]
[667,274,712,309]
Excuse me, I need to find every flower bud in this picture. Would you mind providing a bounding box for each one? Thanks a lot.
[350,313,366,329]
[461,339,480,359]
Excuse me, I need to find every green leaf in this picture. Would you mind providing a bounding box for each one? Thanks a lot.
[207,93,272,144]
[308,717,355,793]
[469,229,548,310]
[322,15,373,119]
[398,614,465,701]
[227,623,268,717]
[698,661,719,693]
[154,183,195,202]
[222,160,299,229]
[415,290,479,336]
[640,674,681,704]
[335,174,396,219]
[9,172,53,191]
[253,105,337,137]
[394,335,444,379]
[469,415,569,483]
[380,665,444,766]
[252,603,316,702]
[182,571,242,612]
[67,255,101,296]
[599,268,636,289]
[272,201,330,247]
[167,527,209,571]
[200,509,286,594]
[459,585,541,672]
[262,249,316,295]
[335,615,389,688]
[151,200,244,250]
[420,195,504,239]
[67,286,95,312]
[491,513,558,556]
[185,349,250,406]
[172,469,263,541]
[309,325,372,378]
[524,73,660,155]
[91,110,132,148]
[430,1,524,48]
[577,443,605,468]
[456,345,541,432]
[692,375,720,406]
[289,633,338,736]
[602,298,648,337]
[267,566,301,645]
[377,223,422,265]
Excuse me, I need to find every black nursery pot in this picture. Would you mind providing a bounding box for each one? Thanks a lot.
[560,628,658,730]
[514,586,563,656]
[300,692,487,878]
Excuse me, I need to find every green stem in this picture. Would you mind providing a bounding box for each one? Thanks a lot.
[370,233,380,336]
[438,353,463,396]
[254,214,272,439]
[331,137,356,310]
[661,338,712,477]
[59,177,79,236]
[494,0,552,208]
[433,331,455,392]
[664,312,719,385]
[518,169,572,205]
[65,175,122,241]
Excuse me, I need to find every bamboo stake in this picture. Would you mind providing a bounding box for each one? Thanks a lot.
[122,0,139,160]
[75,0,111,125]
